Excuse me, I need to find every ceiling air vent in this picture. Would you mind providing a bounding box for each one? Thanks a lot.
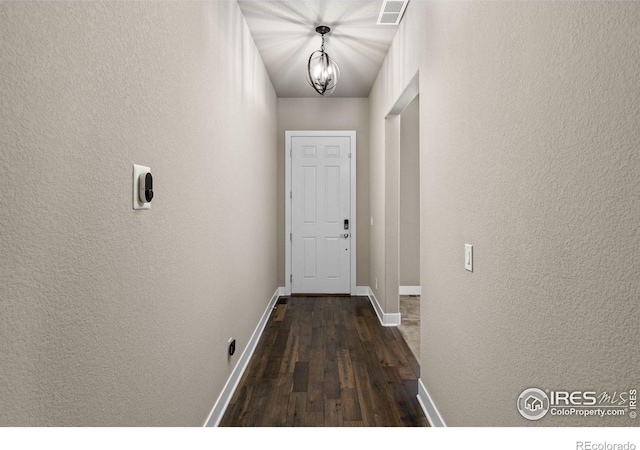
[377,0,409,25]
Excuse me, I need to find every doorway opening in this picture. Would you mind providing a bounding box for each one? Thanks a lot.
[398,94,420,360]
[384,73,420,360]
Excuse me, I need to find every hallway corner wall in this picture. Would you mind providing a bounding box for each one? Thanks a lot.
[0,1,277,425]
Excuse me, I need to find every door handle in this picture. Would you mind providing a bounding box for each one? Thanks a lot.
[340,233,349,238]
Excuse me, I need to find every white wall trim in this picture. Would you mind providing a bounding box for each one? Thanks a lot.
[364,286,401,327]
[203,287,282,427]
[356,285,370,296]
[386,71,420,117]
[399,285,421,296]
[417,378,447,427]
[284,130,357,296]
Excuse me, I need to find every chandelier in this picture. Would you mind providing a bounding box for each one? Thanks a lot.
[307,26,340,96]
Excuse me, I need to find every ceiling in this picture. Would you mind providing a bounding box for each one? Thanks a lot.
[237,0,402,98]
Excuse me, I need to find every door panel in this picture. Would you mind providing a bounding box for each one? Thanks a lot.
[325,166,340,223]
[292,136,351,294]
[303,238,316,279]
[303,167,316,223]
[325,238,340,279]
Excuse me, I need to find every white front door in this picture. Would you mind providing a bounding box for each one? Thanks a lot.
[291,135,352,294]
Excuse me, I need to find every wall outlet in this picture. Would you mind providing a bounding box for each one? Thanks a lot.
[228,338,236,356]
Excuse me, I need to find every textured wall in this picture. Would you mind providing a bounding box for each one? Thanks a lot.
[368,79,387,308]
[276,98,370,286]
[400,95,420,287]
[0,1,277,425]
[369,1,640,426]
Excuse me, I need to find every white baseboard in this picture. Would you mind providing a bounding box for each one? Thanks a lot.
[417,378,447,427]
[399,285,421,296]
[356,285,370,296]
[203,287,282,427]
[363,286,401,327]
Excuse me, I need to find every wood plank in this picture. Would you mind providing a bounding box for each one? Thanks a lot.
[263,357,282,380]
[262,326,290,379]
[391,327,420,378]
[341,387,362,421]
[243,320,280,385]
[359,340,403,426]
[336,349,356,389]
[346,328,365,363]
[311,305,323,329]
[310,326,323,351]
[342,304,357,330]
[218,385,248,426]
[304,411,325,427]
[292,361,309,393]
[354,315,372,342]
[323,358,341,400]
[308,349,324,383]
[306,381,324,413]
[344,421,364,427]
[368,323,397,368]
[272,304,286,322]
[323,323,337,362]
[335,325,348,351]
[324,399,344,427]
[296,326,312,362]
[260,373,293,427]
[279,334,299,374]
[286,392,307,427]
[247,380,275,426]
[382,366,416,426]
[382,368,430,427]
[351,358,378,427]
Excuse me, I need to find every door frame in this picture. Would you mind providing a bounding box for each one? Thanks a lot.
[285,130,357,296]
[384,72,419,318]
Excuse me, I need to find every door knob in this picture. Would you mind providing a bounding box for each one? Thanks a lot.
[340,233,349,238]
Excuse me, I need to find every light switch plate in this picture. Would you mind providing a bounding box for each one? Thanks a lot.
[465,244,473,271]
[133,164,151,210]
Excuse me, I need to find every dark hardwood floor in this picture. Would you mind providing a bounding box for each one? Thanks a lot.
[219,296,428,427]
